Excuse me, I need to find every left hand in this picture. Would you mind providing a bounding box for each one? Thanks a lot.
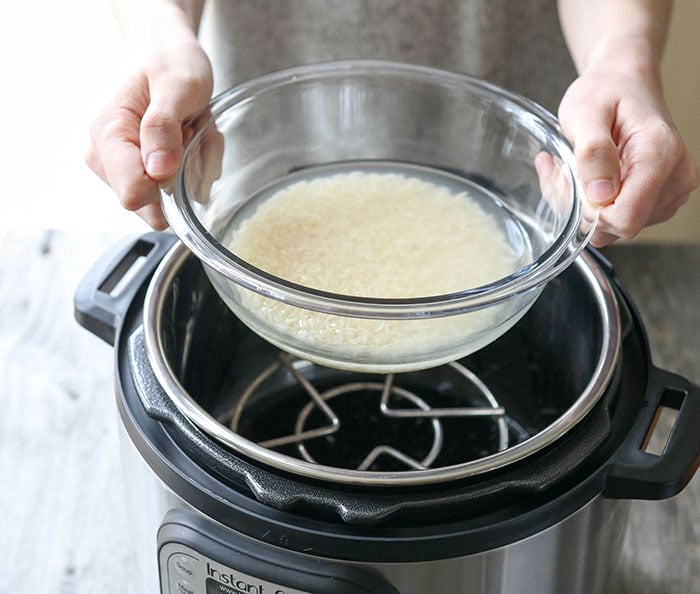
[558,66,699,247]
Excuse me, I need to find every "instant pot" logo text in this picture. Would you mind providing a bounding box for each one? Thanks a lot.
[206,562,298,594]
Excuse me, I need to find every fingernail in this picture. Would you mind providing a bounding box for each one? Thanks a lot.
[585,179,617,204]
[145,150,173,177]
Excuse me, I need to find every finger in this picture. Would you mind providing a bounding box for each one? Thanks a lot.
[534,151,567,216]
[595,168,666,240]
[135,202,169,230]
[196,127,225,204]
[89,103,161,212]
[559,99,621,206]
[651,149,700,221]
[644,153,698,226]
[534,151,554,184]
[533,151,599,239]
[646,192,691,227]
[140,103,185,180]
[596,139,699,240]
[85,135,107,182]
[109,146,161,213]
[589,229,619,248]
[140,74,209,181]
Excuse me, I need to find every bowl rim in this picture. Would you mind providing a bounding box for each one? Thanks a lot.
[160,59,596,319]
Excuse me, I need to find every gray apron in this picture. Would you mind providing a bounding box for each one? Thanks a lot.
[199,0,576,113]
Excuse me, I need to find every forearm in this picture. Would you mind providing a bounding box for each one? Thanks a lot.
[109,0,206,54]
[558,0,672,79]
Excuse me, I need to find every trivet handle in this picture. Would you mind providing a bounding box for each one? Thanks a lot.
[74,231,178,345]
[603,367,700,500]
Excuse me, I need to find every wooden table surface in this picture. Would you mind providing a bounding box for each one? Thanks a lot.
[0,230,698,594]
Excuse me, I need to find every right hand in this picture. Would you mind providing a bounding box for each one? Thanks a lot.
[86,38,213,229]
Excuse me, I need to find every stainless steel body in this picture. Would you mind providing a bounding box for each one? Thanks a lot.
[120,427,631,594]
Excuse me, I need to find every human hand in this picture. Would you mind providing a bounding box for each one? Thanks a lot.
[558,66,699,247]
[86,37,212,229]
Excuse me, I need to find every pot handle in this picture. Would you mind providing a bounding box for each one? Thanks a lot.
[603,367,700,500]
[74,231,178,345]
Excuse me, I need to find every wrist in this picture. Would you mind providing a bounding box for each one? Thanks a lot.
[114,0,201,58]
[558,0,671,83]
[581,34,662,84]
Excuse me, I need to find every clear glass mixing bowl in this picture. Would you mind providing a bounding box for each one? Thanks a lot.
[160,60,595,373]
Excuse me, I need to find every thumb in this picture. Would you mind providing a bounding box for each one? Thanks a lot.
[560,102,621,206]
[140,79,197,181]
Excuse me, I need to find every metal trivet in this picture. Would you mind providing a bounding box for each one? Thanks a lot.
[229,354,509,471]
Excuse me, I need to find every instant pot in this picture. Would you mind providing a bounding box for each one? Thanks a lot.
[75,231,700,594]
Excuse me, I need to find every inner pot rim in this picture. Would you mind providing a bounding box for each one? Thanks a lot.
[141,241,621,487]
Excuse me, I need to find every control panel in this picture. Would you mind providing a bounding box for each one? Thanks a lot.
[157,509,398,594]
[160,542,312,594]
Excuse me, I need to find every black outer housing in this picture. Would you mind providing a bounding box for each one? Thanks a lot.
[75,233,700,564]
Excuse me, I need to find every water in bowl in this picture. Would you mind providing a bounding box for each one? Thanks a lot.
[214,161,536,371]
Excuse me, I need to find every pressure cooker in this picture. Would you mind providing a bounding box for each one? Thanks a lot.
[75,231,700,594]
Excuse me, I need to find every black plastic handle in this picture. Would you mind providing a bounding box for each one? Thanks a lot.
[604,367,700,500]
[74,231,178,345]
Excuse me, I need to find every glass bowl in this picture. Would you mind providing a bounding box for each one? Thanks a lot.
[160,60,594,373]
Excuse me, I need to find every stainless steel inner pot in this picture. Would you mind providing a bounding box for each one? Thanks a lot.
[141,241,621,487]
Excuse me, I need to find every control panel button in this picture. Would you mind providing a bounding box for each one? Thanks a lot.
[175,578,195,594]
[173,555,195,579]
